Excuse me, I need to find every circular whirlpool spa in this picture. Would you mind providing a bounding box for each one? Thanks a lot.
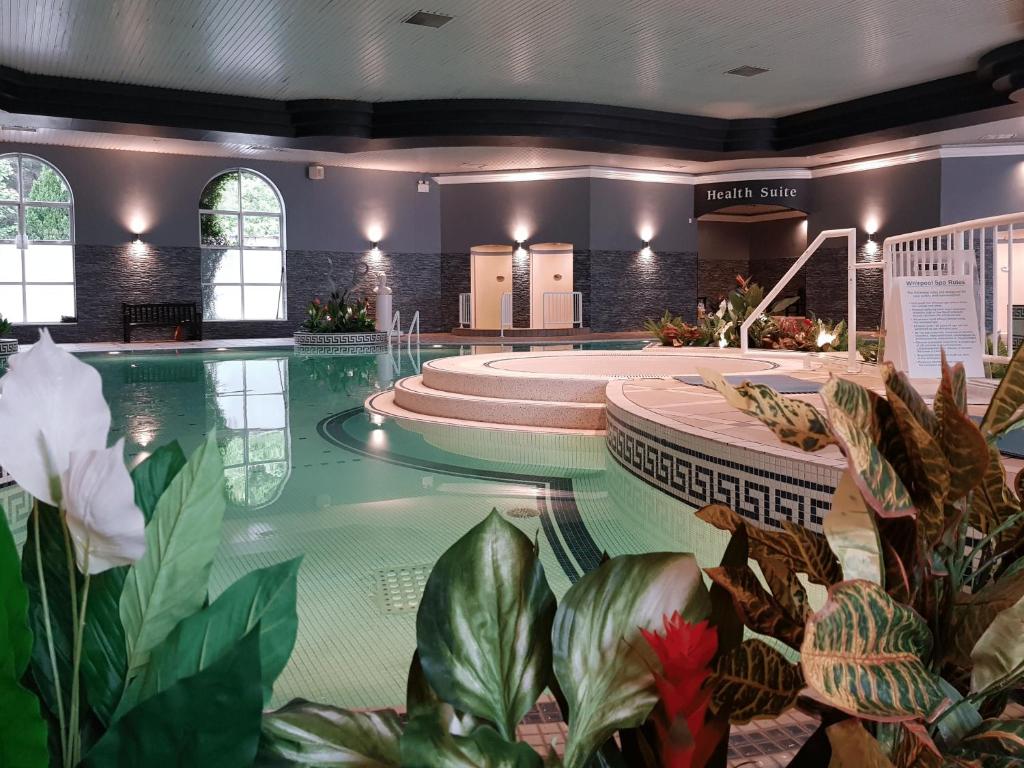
[483,350,780,377]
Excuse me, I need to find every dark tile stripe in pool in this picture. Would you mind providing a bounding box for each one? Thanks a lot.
[317,408,605,583]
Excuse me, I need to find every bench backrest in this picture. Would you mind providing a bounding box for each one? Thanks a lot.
[123,302,199,324]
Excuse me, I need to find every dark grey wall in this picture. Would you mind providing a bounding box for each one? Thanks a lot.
[1,142,440,252]
[940,156,1024,223]
[439,178,590,253]
[589,179,696,252]
[698,221,750,262]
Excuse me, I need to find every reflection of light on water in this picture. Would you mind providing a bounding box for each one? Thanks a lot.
[369,428,387,450]
[135,430,155,447]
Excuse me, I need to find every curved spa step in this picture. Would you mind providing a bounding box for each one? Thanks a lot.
[392,375,606,430]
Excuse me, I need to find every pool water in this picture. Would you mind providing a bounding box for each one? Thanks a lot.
[1,341,733,710]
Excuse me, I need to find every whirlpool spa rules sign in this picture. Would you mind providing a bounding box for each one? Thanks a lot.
[694,179,810,217]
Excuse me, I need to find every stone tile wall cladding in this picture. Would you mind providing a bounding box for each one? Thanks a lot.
[14,245,463,343]
[584,250,699,329]
[805,245,884,330]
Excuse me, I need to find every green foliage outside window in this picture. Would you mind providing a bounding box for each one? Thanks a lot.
[23,166,72,241]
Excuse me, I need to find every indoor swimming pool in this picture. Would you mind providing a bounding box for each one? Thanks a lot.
[0,341,733,710]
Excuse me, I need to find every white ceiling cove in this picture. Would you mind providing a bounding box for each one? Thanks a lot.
[1,0,1022,118]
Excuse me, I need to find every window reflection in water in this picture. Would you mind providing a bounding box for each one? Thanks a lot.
[206,357,291,508]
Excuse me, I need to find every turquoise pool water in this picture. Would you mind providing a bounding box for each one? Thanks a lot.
[1,341,733,710]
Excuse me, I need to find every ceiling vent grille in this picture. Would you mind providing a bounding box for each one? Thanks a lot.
[725,65,770,78]
[403,10,453,28]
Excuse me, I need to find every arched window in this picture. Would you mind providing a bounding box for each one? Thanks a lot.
[0,154,75,323]
[199,169,285,320]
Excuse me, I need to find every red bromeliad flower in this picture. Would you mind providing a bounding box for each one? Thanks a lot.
[640,613,718,768]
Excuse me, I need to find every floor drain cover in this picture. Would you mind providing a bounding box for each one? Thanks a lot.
[372,564,431,614]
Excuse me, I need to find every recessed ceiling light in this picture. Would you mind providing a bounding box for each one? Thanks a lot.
[979,133,1018,141]
[403,10,453,28]
[725,65,770,78]
[1,125,37,132]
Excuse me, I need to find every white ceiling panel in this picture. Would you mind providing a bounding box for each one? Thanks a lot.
[0,0,1021,118]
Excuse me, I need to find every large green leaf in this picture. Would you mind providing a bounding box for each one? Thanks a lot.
[704,566,804,649]
[0,511,49,768]
[83,444,190,724]
[801,580,949,722]
[131,441,188,522]
[400,706,543,768]
[824,471,883,585]
[416,510,555,741]
[21,502,81,724]
[551,552,710,768]
[821,380,916,519]
[697,504,842,587]
[82,623,263,768]
[881,364,939,436]
[119,434,226,676]
[407,651,442,719]
[710,639,802,724]
[960,719,1024,757]
[698,368,834,452]
[970,593,1024,694]
[970,442,1022,538]
[948,571,1024,668]
[981,337,1024,438]
[119,557,301,715]
[260,700,402,767]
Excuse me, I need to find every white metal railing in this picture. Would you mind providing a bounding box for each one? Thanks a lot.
[499,292,513,337]
[458,293,472,327]
[407,310,420,351]
[542,291,583,328]
[388,310,401,343]
[741,229,857,368]
[883,212,1024,365]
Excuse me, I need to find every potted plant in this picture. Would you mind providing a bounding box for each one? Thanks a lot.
[293,289,389,351]
[0,312,17,356]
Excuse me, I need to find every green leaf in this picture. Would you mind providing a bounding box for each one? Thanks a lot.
[970,442,1022,538]
[119,434,226,676]
[407,651,441,719]
[697,504,842,587]
[551,552,710,768]
[82,623,264,768]
[83,445,189,724]
[131,441,188,523]
[981,336,1024,438]
[934,366,988,502]
[801,580,949,722]
[81,566,129,724]
[119,557,301,715]
[881,364,939,436]
[970,593,1024,694]
[400,706,543,768]
[21,502,80,724]
[416,510,556,741]
[704,565,804,649]
[960,719,1024,757]
[0,507,31,675]
[259,700,402,767]
[697,368,834,452]
[0,511,49,768]
[825,720,896,767]
[710,639,803,724]
[824,471,884,585]
[821,381,916,519]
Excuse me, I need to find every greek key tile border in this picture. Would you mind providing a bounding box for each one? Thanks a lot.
[605,408,838,533]
[294,331,389,347]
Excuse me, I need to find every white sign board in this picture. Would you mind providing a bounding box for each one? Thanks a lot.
[884,275,984,378]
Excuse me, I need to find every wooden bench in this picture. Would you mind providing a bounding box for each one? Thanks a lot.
[122,302,203,343]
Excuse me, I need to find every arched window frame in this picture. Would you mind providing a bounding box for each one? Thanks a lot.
[199,168,287,321]
[0,153,76,323]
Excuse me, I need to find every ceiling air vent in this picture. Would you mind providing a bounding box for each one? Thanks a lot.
[403,10,453,28]
[725,65,770,78]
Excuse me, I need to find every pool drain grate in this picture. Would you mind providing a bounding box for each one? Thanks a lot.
[372,564,431,614]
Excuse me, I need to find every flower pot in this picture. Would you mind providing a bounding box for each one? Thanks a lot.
[293,330,389,354]
[0,338,18,357]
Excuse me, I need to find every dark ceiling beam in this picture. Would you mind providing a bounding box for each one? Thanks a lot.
[0,44,1021,159]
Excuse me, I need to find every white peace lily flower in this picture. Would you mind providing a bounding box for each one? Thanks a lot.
[0,329,111,506]
[63,439,145,574]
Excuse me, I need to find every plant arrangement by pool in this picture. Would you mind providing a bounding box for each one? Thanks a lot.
[3,332,1024,766]
[645,276,847,352]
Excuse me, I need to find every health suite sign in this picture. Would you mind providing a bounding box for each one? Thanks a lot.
[694,179,810,217]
